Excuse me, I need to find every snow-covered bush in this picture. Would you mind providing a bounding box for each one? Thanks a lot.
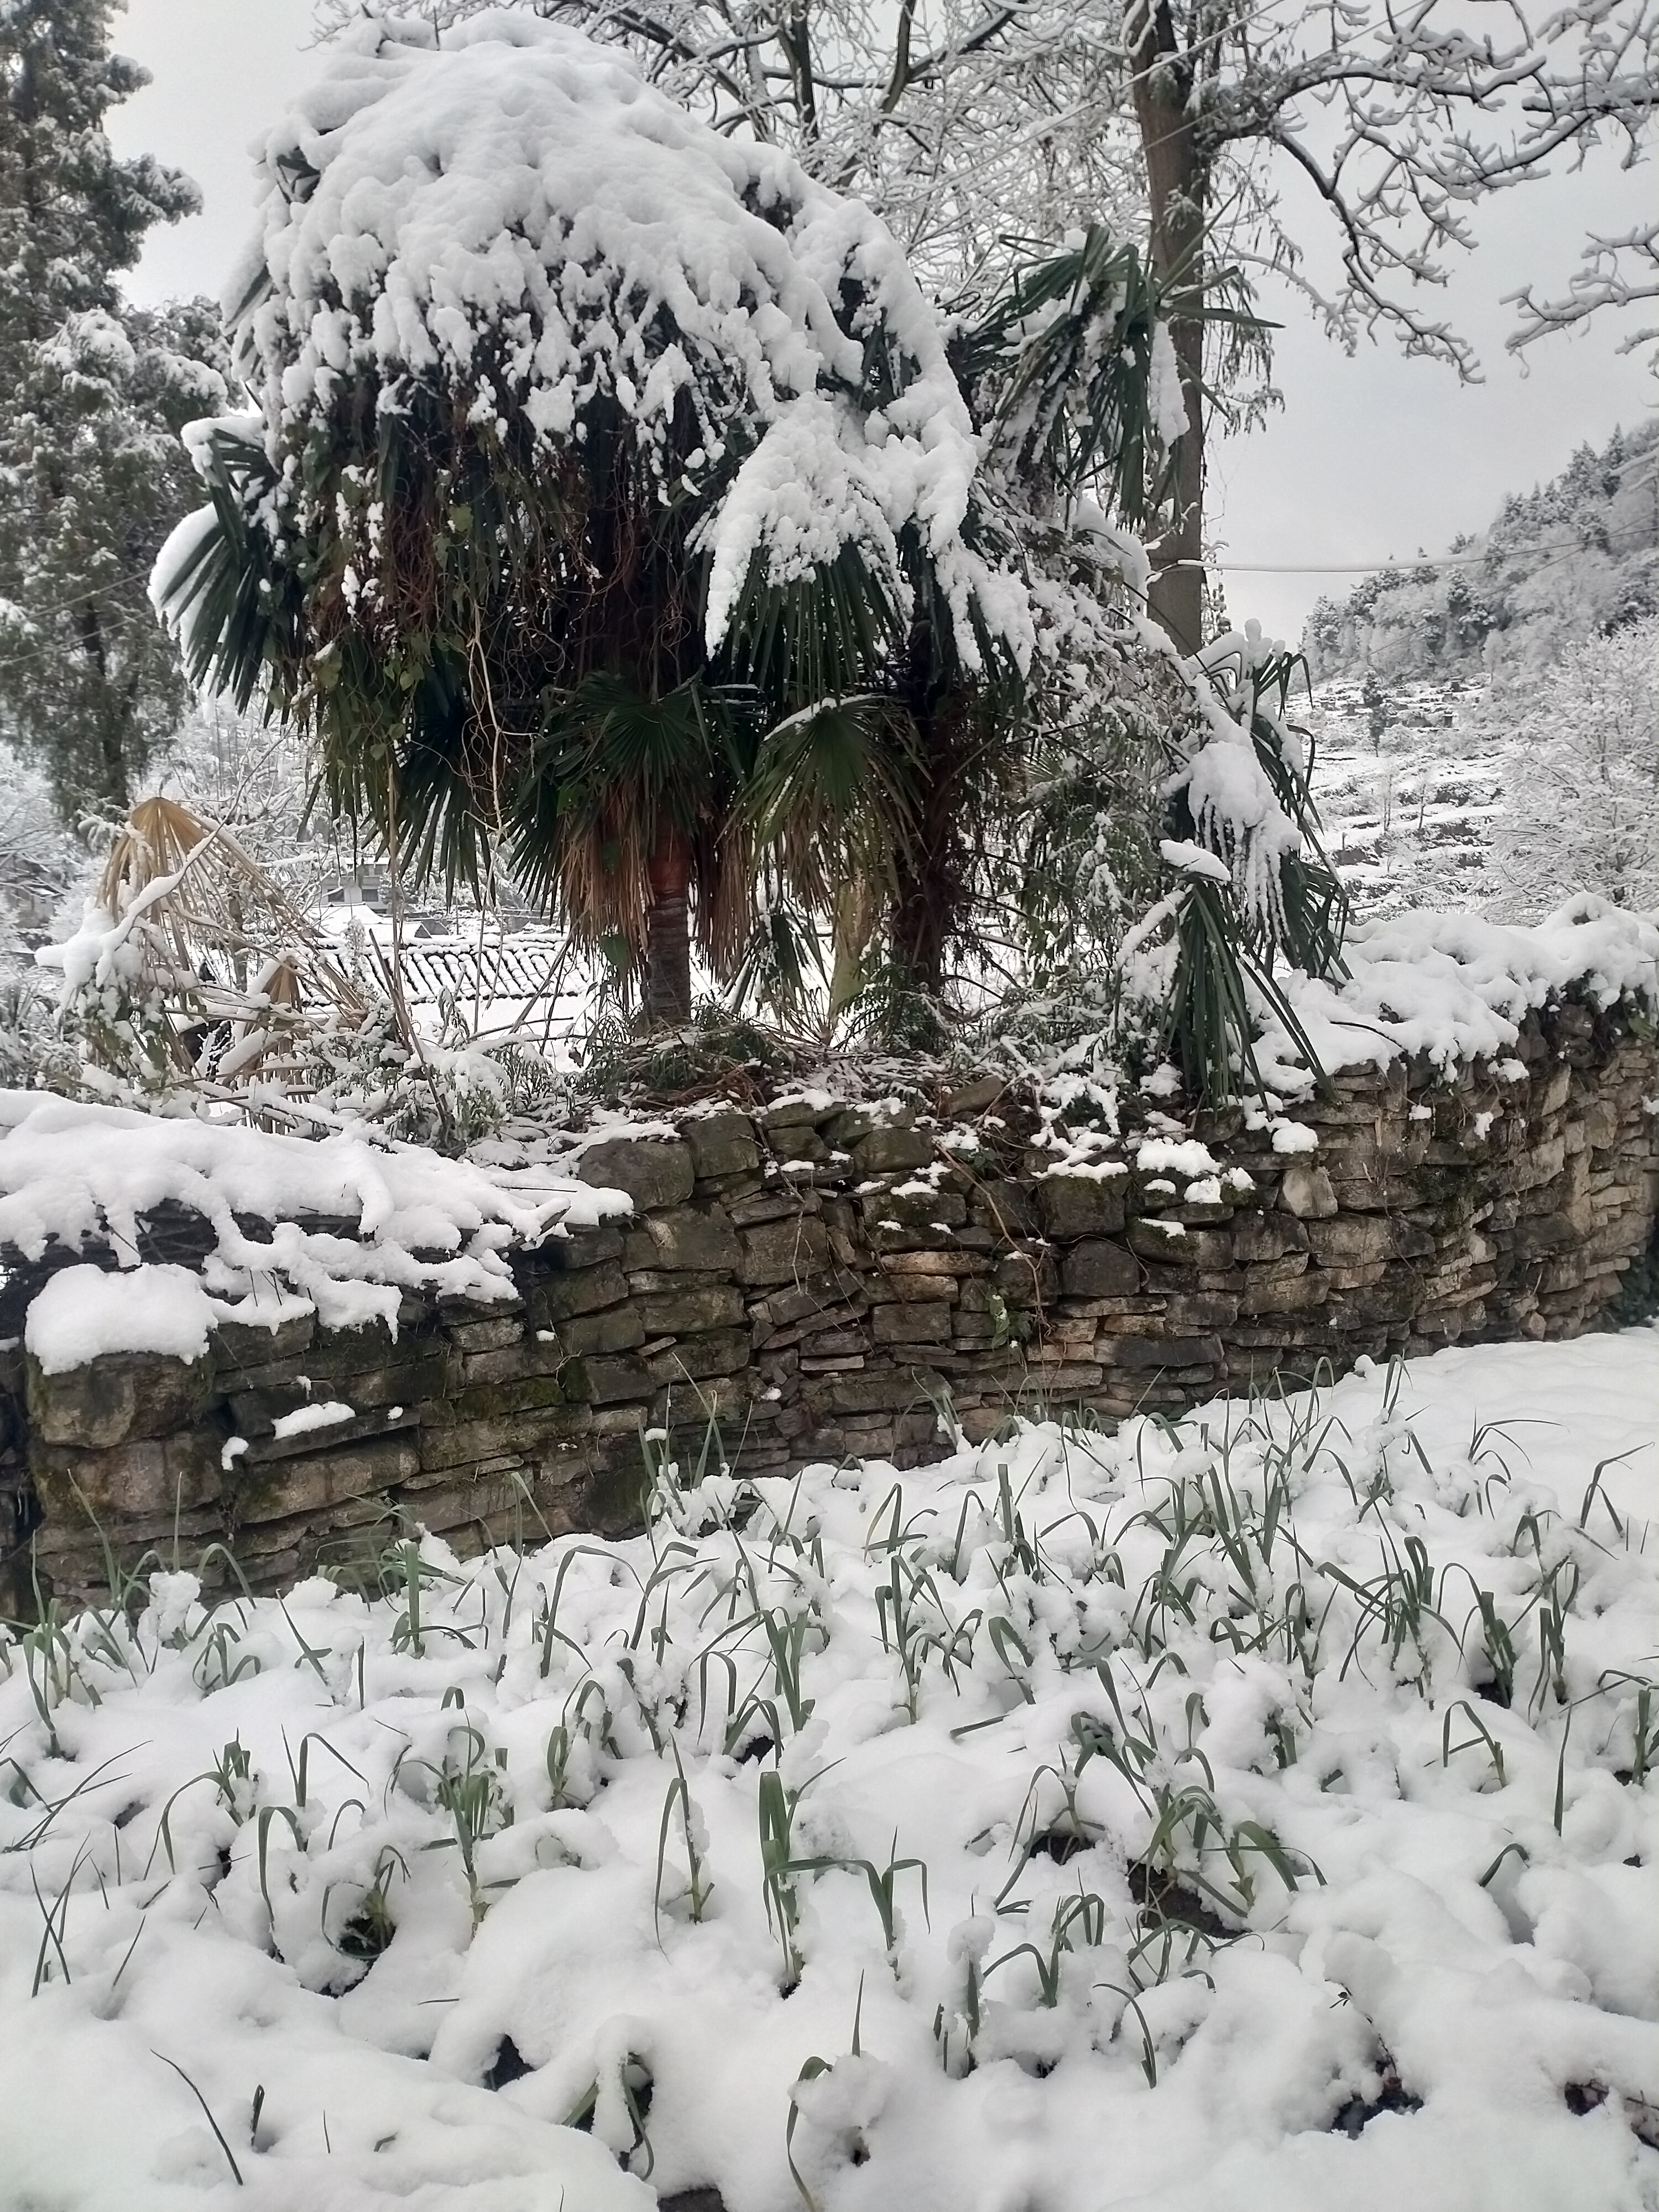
[1100,620,1348,1098]
[273,998,569,1151]
[0,746,81,936]
[29,792,551,1146]
[33,794,359,1104]
[1489,616,1659,920]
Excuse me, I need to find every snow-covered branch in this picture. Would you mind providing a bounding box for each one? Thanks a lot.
[1506,220,1659,356]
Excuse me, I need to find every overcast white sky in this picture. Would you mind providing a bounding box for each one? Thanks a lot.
[105,0,1657,644]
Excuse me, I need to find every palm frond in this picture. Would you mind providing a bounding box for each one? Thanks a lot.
[742,694,919,889]
[725,894,824,1019]
[718,540,904,703]
[153,421,291,712]
[1164,876,1327,1103]
[1153,637,1348,1102]
[1215,643,1350,980]
[962,222,1272,526]
[966,225,1167,523]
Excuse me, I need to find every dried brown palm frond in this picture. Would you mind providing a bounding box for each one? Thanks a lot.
[95,793,368,1083]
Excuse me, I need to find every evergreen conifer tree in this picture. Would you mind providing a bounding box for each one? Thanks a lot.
[0,0,221,815]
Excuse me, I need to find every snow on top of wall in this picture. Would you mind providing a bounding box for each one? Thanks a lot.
[5,900,1652,1355]
[1259,896,1659,1093]
[1135,1136,1219,1180]
[221,11,1024,670]
[0,1090,630,1338]
[26,1263,221,1374]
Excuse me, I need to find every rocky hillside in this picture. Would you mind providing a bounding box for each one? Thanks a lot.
[1306,674,1503,920]
[1304,419,1657,681]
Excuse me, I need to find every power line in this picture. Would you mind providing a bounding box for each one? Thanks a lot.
[1214,511,1657,578]
[1213,538,1593,574]
[1,436,1647,659]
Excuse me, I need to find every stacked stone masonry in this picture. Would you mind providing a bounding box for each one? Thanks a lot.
[4,998,1656,1606]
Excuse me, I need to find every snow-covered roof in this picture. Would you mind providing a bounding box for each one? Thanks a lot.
[310,916,591,1047]
[216,9,1029,669]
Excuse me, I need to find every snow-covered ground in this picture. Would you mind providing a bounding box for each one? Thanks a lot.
[3,1330,1657,2211]
[1306,676,1506,921]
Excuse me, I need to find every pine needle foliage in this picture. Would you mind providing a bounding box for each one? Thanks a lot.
[0,2,217,815]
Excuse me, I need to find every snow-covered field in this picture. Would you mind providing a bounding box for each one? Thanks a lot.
[4,1332,1658,2212]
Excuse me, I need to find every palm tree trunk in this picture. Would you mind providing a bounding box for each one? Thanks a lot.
[889,794,952,1004]
[886,644,963,1039]
[1130,0,1208,656]
[645,827,692,1025]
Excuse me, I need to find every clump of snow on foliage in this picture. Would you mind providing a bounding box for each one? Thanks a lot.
[208,10,1025,670]
[41,307,138,383]
[1157,837,1230,883]
[1163,622,1307,936]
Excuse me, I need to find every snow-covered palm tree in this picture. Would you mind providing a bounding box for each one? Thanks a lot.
[156,12,1339,1094]
[155,14,1046,1024]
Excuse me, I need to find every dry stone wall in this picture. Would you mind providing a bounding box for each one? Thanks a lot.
[4,998,1657,1608]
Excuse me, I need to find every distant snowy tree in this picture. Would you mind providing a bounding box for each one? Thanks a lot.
[0,742,87,1086]
[1360,669,1388,752]
[0,0,222,815]
[1490,616,1659,918]
[0,743,81,950]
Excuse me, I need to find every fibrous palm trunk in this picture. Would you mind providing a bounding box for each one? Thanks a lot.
[885,625,971,1039]
[645,826,693,1025]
